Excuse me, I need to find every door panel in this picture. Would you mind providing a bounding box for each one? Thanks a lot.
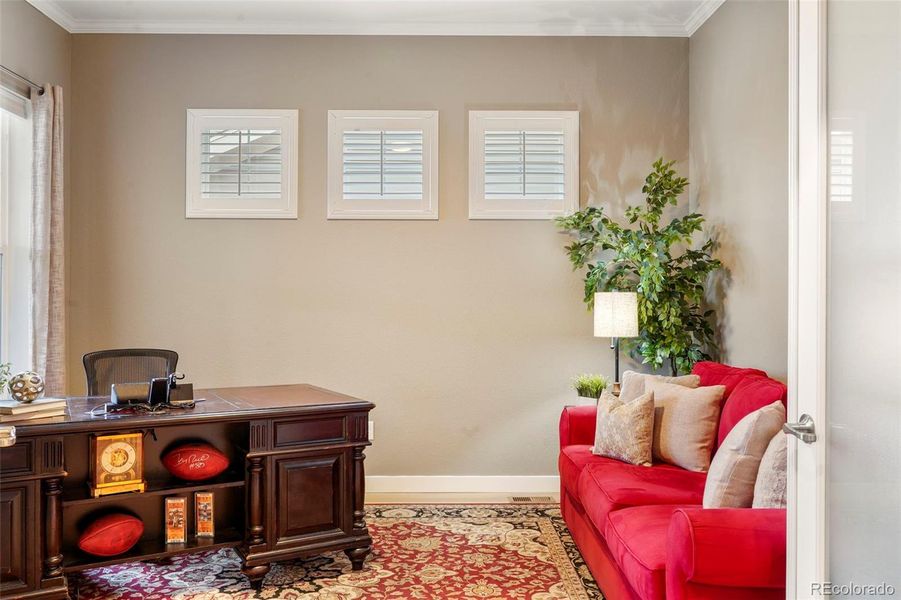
[271,449,349,548]
[826,1,901,595]
[0,482,34,594]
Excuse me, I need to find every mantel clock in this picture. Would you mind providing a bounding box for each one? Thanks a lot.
[89,432,146,497]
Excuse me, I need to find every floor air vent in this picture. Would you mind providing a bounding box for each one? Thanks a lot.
[509,496,554,503]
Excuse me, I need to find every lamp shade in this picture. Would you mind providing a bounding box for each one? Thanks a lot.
[594,292,639,338]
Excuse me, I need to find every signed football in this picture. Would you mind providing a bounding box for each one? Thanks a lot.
[77,513,144,557]
[162,443,229,481]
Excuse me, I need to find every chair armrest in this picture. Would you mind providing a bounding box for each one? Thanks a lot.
[559,405,597,449]
[667,508,786,591]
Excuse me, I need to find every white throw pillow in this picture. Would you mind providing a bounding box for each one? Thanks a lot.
[645,380,725,472]
[619,370,700,403]
[703,400,786,508]
[592,389,655,466]
[753,431,788,508]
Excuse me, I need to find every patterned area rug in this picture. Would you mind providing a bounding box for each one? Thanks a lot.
[70,504,602,599]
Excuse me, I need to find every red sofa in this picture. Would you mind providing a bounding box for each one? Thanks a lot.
[558,362,787,600]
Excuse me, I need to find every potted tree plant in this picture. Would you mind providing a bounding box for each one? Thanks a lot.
[557,159,721,376]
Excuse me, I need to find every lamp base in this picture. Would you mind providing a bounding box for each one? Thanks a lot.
[611,381,621,397]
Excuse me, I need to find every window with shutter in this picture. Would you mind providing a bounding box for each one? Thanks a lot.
[328,111,438,219]
[829,128,853,202]
[469,111,579,219]
[828,113,867,222]
[186,109,297,219]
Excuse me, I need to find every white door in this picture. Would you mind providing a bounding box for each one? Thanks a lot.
[789,1,901,598]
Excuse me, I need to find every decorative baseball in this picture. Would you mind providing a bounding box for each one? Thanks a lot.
[8,371,45,404]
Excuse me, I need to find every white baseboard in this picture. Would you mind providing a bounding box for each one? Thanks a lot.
[365,475,560,494]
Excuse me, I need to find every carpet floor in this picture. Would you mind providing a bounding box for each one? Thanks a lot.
[69,504,603,599]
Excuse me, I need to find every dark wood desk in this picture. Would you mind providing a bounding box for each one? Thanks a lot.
[0,384,374,599]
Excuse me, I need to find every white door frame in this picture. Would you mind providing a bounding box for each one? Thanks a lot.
[787,0,828,597]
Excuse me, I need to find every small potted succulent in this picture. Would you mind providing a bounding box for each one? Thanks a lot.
[572,373,608,404]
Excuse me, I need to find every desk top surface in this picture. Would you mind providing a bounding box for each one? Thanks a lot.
[9,384,373,435]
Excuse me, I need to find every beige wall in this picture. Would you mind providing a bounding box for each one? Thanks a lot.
[69,34,688,476]
[0,0,70,88]
[689,0,788,379]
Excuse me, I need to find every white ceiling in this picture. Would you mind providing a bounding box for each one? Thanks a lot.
[27,0,725,36]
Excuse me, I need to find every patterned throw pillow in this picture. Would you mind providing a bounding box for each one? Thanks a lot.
[703,400,786,508]
[753,430,788,508]
[619,370,700,403]
[592,389,655,466]
[644,380,725,472]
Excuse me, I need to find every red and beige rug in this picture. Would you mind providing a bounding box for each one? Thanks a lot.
[70,504,602,599]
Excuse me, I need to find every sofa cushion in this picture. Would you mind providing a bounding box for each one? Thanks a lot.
[559,445,626,501]
[593,389,655,466]
[691,361,767,398]
[704,400,786,508]
[646,380,725,472]
[577,460,706,537]
[754,432,788,508]
[619,370,700,403]
[605,505,693,600]
[718,375,787,446]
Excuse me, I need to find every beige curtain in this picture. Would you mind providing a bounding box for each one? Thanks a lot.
[31,85,65,395]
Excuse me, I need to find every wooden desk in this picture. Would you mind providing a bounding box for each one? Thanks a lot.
[0,384,374,599]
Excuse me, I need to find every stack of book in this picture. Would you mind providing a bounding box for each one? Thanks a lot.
[0,397,68,423]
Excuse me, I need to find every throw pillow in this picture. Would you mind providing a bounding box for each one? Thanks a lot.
[703,400,786,507]
[619,370,700,403]
[645,380,725,472]
[592,389,655,466]
[753,430,788,508]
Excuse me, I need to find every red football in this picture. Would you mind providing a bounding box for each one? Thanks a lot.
[162,443,229,481]
[77,513,144,557]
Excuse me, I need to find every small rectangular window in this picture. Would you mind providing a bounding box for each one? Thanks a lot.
[328,111,438,220]
[342,130,424,200]
[469,111,578,220]
[829,128,853,202]
[186,109,297,219]
[484,130,566,200]
[201,129,282,197]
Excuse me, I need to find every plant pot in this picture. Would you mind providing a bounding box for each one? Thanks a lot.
[573,395,600,407]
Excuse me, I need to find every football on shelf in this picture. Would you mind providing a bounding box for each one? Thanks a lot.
[77,513,144,557]
[162,442,229,481]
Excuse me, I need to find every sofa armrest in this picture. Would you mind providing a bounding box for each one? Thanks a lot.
[559,405,597,449]
[667,507,786,592]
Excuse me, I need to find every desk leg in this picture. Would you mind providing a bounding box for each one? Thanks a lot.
[246,456,265,546]
[345,447,371,571]
[42,477,63,579]
[242,455,270,589]
[242,564,270,591]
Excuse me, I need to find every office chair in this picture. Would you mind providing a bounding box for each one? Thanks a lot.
[83,348,179,396]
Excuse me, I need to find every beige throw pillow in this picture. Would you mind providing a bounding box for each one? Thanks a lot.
[753,431,788,508]
[645,380,725,472]
[703,400,786,507]
[619,370,700,403]
[592,389,655,466]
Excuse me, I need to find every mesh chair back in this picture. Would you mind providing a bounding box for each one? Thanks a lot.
[83,349,179,396]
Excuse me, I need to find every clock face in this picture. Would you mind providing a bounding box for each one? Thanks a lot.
[100,441,137,474]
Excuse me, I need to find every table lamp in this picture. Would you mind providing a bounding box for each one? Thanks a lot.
[594,291,639,394]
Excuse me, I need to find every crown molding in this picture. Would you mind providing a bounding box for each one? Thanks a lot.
[26,0,725,37]
[26,0,77,33]
[684,0,727,36]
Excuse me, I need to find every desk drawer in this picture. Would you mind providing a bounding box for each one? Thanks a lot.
[273,416,347,449]
[0,439,34,476]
